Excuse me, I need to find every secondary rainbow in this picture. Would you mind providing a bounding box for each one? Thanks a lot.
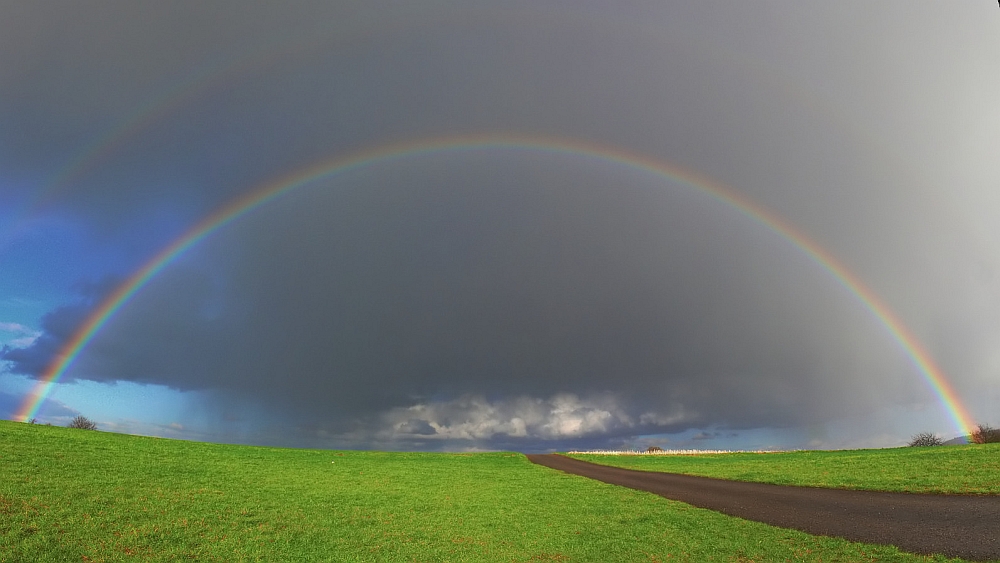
[16,134,978,436]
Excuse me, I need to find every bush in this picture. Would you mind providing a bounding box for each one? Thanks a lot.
[970,423,1000,444]
[646,446,663,453]
[908,432,943,447]
[67,415,98,430]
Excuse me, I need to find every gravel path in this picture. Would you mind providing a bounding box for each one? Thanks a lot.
[527,454,1000,561]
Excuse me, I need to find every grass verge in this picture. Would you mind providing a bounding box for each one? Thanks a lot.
[568,444,1000,494]
[1,421,972,562]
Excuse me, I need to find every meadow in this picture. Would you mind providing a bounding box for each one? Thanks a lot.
[0,421,978,562]
[569,444,1000,494]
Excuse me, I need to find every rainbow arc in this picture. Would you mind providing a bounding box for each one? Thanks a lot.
[16,134,977,437]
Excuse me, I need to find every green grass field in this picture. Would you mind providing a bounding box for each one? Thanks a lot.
[568,444,1000,494]
[0,421,976,562]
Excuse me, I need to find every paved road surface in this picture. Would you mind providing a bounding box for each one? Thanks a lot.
[527,454,1000,561]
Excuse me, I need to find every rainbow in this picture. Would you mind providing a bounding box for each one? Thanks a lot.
[15,134,978,436]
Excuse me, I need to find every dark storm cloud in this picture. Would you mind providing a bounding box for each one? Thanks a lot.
[23,154,914,444]
[1,278,120,378]
[4,1,999,447]
[3,303,91,378]
[1,1,868,226]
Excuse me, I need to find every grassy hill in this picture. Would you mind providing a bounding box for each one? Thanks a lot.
[0,421,973,562]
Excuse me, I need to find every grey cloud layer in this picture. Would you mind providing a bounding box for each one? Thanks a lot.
[6,156,938,443]
[4,1,999,448]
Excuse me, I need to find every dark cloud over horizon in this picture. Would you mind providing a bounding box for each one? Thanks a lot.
[3,1,999,449]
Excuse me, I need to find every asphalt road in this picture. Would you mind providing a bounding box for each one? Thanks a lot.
[527,454,1000,561]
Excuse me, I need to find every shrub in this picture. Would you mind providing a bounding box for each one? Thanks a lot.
[907,432,943,447]
[646,446,664,453]
[970,423,1000,444]
[67,415,98,430]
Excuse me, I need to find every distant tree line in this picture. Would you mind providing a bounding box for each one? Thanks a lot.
[908,423,999,446]
[27,414,99,429]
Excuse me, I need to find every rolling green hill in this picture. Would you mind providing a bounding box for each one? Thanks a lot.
[0,421,970,562]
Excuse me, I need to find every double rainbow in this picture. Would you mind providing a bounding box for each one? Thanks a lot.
[15,134,977,437]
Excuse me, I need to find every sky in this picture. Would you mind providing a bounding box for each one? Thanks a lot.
[2,1,999,453]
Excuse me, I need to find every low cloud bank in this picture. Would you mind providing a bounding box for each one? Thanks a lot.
[378,393,692,442]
